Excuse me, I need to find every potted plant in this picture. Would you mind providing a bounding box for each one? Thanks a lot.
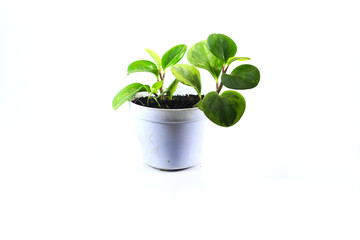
[112,33,260,170]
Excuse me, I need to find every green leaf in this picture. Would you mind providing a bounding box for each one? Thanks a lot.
[145,49,161,70]
[197,91,246,127]
[150,80,163,95]
[143,85,151,93]
[221,64,260,90]
[165,79,179,100]
[127,60,159,79]
[227,57,251,65]
[207,34,237,63]
[170,64,202,98]
[112,83,150,110]
[161,44,187,71]
[187,40,223,81]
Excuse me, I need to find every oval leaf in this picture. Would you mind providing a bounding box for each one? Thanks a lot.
[227,57,251,65]
[207,34,237,63]
[161,44,187,71]
[170,64,202,98]
[187,40,223,81]
[197,91,246,127]
[127,60,159,79]
[145,48,161,70]
[221,64,260,90]
[112,83,150,110]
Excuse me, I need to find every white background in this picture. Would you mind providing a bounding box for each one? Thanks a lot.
[1,0,360,239]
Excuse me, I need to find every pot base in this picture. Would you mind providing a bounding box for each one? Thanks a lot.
[146,163,197,172]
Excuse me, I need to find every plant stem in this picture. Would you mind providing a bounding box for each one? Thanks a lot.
[159,71,164,94]
[216,65,228,94]
[153,97,161,107]
[216,82,223,93]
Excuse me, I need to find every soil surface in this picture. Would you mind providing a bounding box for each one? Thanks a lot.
[132,95,203,109]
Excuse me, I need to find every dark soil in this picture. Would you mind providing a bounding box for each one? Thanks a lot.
[132,95,203,109]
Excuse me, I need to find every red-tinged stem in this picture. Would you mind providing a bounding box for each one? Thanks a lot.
[217,65,229,94]
[161,72,165,94]
[216,82,223,93]
[158,71,164,94]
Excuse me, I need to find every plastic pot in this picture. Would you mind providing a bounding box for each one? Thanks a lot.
[129,98,206,171]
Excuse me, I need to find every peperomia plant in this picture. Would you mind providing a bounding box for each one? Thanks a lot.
[112,44,201,110]
[187,33,261,127]
[112,33,260,128]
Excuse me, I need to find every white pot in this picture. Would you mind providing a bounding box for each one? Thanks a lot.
[129,98,206,171]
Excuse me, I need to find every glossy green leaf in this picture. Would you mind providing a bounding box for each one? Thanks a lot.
[221,64,260,90]
[150,80,163,94]
[127,60,159,79]
[165,79,179,100]
[171,64,202,98]
[187,40,223,81]
[145,48,161,70]
[227,57,251,65]
[112,83,150,110]
[207,34,237,63]
[161,44,187,71]
[197,91,246,127]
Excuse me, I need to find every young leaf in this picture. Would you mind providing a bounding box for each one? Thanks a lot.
[161,44,187,71]
[207,34,237,63]
[227,57,251,65]
[127,60,159,79]
[112,83,150,110]
[221,64,260,90]
[150,80,163,95]
[145,49,162,70]
[156,79,179,100]
[165,79,179,100]
[171,64,202,98]
[187,40,223,81]
[197,91,246,127]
